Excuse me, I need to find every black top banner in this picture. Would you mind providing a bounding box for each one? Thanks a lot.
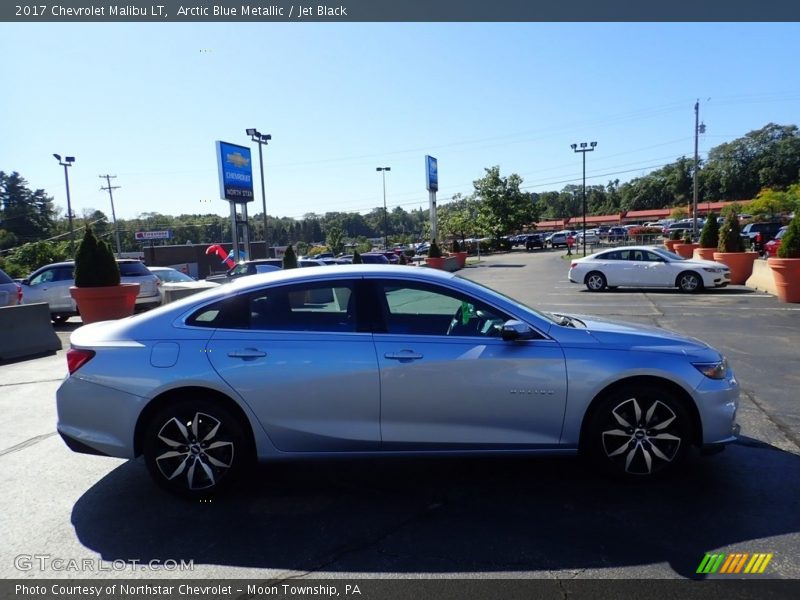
[3,0,799,22]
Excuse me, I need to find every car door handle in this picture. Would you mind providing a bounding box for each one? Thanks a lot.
[384,350,424,361]
[227,349,267,359]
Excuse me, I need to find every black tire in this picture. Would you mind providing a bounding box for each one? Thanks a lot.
[143,396,248,497]
[52,314,70,324]
[584,385,691,478]
[585,271,607,292]
[677,271,704,293]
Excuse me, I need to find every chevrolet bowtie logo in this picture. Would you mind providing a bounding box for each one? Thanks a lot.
[226,152,250,168]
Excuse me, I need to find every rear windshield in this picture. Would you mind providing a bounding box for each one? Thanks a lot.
[118,261,152,276]
[0,269,13,284]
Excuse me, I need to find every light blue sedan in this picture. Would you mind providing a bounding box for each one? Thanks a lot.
[57,265,739,496]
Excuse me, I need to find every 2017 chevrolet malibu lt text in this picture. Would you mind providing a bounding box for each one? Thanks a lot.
[57,265,739,496]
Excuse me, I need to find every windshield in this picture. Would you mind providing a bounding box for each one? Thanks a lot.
[155,269,194,283]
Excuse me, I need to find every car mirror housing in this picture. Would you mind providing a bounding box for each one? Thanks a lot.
[501,320,535,342]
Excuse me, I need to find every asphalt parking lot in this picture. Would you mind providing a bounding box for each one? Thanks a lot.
[1,249,798,582]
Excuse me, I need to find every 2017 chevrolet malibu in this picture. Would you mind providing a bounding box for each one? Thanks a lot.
[57,265,739,496]
[569,246,731,293]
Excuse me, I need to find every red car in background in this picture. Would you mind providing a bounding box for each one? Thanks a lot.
[763,226,788,257]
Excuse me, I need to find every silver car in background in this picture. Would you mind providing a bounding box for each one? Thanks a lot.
[0,267,22,307]
[21,259,161,323]
[57,265,739,496]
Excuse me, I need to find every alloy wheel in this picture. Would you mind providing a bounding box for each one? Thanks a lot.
[601,397,682,476]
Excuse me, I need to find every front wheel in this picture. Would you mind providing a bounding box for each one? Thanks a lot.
[585,271,607,292]
[677,271,703,293]
[584,386,691,478]
[143,397,248,496]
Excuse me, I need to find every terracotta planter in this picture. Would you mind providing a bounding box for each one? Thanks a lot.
[713,252,758,285]
[454,251,468,269]
[674,243,699,259]
[70,283,140,324]
[425,257,446,270]
[664,240,679,252]
[693,247,717,261]
[767,257,800,303]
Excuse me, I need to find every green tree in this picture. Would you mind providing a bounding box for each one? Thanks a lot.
[473,166,535,243]
[747,184,800,219]
[699,212,720,249]
[325,223,345,256]
[0,171,56,243]
[718,209,745,253]
[282,244,298,269]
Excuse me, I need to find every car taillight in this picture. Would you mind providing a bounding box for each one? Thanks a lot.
[570,263,577,269]
[15,283,23,303]
[67,348,96,374]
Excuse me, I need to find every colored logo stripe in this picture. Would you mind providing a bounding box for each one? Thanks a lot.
[697,552,773,574]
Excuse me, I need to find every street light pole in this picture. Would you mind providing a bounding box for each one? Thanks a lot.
[53,154,76,254]
[246,128,272,256]
[99,174,122,255]
[571,142,597,256]
[692,100,706,239]
[376,167,391,250]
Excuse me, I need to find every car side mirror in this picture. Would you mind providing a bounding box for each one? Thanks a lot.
[21,279,30,286]
[501,320,535,342]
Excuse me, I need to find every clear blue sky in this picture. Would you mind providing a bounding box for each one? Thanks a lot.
[2,22,799,222]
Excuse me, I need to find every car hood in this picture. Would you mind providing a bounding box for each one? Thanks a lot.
[671,257,726,269]
[553,313,715,357]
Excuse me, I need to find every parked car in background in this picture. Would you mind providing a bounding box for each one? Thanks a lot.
[524,233,544,250]
[545,231,570,248]
[763,226,788,258]
[57,264,739,495]
[740,222,783,252]
[0,267,23,307]
[148,266,219,304]
[207,258,324,282]
[21,260,161,323]
[359,252,391,264]
[576,230,599,244]
[662,222,693,238]
[569,246,731,293]
[606,226,628,241]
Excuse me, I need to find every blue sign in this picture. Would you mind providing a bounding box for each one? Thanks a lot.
[216,141,254,202]
[425,155,438,192]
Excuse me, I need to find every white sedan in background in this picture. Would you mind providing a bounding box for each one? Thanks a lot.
[569,246,730,293]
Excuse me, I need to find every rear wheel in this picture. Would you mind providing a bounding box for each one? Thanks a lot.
[143,397,248,497]
[585,271,607,292]
[677,271,703,293]
[585,385,691,478]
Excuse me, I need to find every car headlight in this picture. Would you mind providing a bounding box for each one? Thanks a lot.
[693,357,728,380]
[702,267,728,273]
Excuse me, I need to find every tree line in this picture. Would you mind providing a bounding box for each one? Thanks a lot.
[2,122,799,276]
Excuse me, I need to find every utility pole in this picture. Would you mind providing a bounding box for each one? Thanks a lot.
[692,100,706,238]
[99,174,122,255]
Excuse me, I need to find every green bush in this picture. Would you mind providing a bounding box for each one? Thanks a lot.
[74,227,120,287]
[352,248,363,264]
[428,240,443,258]
[282,244,298,269]
[452,239,461,253]
[669,229,682,241]
[777,214,800,259]
[682,230,692,244]
[699,212,720,249]
[718,212,745,253]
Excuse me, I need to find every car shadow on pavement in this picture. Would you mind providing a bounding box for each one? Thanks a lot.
[578,287,760,295]
[70,441,800,578]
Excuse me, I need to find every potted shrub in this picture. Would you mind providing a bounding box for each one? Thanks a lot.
[69,227,139,324]
[282,244,298,269]
[695,212,719,260]
[714,210,757,285]
[425,240,446,269]
[767,214,800,303]
[674,230,698,259]
[664,229,681,252]
[452,239,468,269]
[352,248,363,264]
